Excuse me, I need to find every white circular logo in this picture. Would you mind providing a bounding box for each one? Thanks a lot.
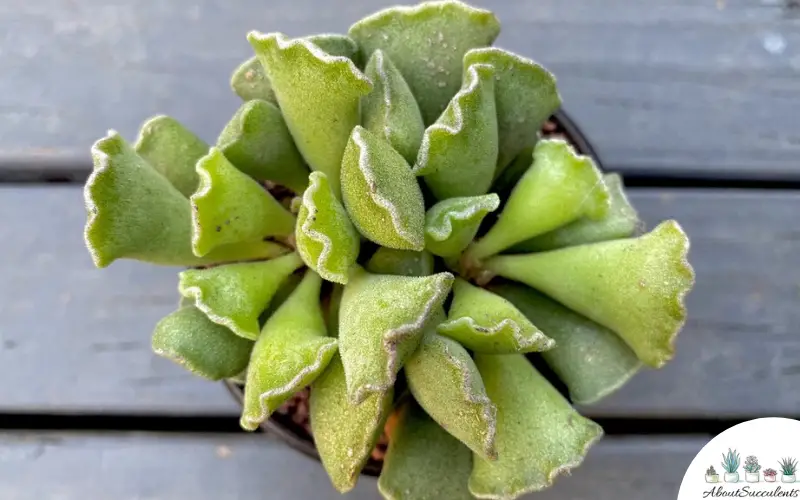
[678,418,800,499]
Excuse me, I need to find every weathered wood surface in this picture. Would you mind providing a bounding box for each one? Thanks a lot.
[0,432,704,499]
[2,0,799,179]
[2,186,796,417]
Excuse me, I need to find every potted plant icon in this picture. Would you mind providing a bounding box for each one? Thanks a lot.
[722,449,741,483]
[744,455,761,483]
[780,457,798,483]
[706,466,721,483]
[765,469,778,483]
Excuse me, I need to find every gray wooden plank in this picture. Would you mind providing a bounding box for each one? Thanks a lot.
[1,0,799,178]
[1,186,797,417]
[0,432,705,499]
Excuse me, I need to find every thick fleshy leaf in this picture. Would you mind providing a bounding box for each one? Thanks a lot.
[339,268,454,403]
[84,131,287,268]
[133,115,208,197]
[341,126,426,250]
[190,148,296,257]
[362,50,425,164]
[489,282,642,405]
[216,99,309,193]
[466,140,610,261]
[415,63,498,199]
[310,355,393,493]
[152,305,253,381]
[470,354,604,499]
[438,279,554,354]
[248,32,372,197]
[349,1,500,124]
[378,402,473,500]
[231,34,361,104]
[405,332,496,459]
[366,247,435,277]
[463,47,561,172]
[324,284,345,338]
[425,193,500,257]
[241,271,337,430]
[510,173,641,253]
[296,172,360,284]
[484,221,695,368]
[178,253,305,340]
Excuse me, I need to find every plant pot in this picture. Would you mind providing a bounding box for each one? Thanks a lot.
[783,474,797,483]
[766,476,777,482]
[725,472,740,483]
[705,474,720,483]
[746,472,760,483]
[223,110,603,477]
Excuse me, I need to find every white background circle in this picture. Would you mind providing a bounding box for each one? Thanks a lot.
[678,418,800,499]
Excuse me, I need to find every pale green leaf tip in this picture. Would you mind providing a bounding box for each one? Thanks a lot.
[84,129,126,269]
[426,193,500,242]
[438,316,556,353]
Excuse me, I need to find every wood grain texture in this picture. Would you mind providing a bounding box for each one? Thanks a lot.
[1,186,797,417]
[1,0,798,179]
[0,432,706,499]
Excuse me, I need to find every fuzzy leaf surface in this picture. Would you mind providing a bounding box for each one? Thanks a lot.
[191,148,295,257]
[366,247,435,277]
[349,1,500,124]
[470,354,604,499]
[248,32,372,197]
[178,253,304,340]
[339,268,454,403]
[310,356,393,493]
[241,271,337,430]
[341,126,426,250]
[468,140,610,260]
[362,50,425,164]
[216,99,309,193]
[416,63,498,199]
[405,332,496,459]
[425,193,499,257]
[152,305,253,381]
[489,282,642,405]
[464,47,561,171]
[84,131,286,268]
[485,221,695,368]
[438,279,554,354]
[378,402,474,500]
[296,172,360,284]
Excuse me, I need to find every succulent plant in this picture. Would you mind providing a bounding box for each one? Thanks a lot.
[744,455,761,474]
[780,457,798,476]
[81,1,695,498]
[707,466,718,476]
[722,449,741,474]
[765,468,778,478]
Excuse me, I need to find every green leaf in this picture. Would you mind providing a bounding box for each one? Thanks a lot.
[310,355,393,493]
[366,247,435,277]
[467,140,610,261]
[247,32,372,198]
[405,332,496,459]
[378,402,474,500]
[425,193,500,257]
[230,34,361,104]
[339,267,454,403]
[241,271,337,430]
[470,354,604,499]
[349,1,500,124]
[178,253,305,340]
[510,173,641,253]
[463,47,561,172]
[190,148,295,257]
[488,282,642,405]
[152,305,253,381]
[490,146,534,198]
[438,279,554,354]
[362,50,425,164]
[216,99,309,193]
[84,131,288,268]
[324,284,345,338]
[296,172,360,284]
[341,126,426,251]
[484,221,695,368]
[416,63,498,199]
[133,115,208,197]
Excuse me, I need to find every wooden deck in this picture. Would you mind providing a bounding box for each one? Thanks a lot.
[2,0,798,498]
